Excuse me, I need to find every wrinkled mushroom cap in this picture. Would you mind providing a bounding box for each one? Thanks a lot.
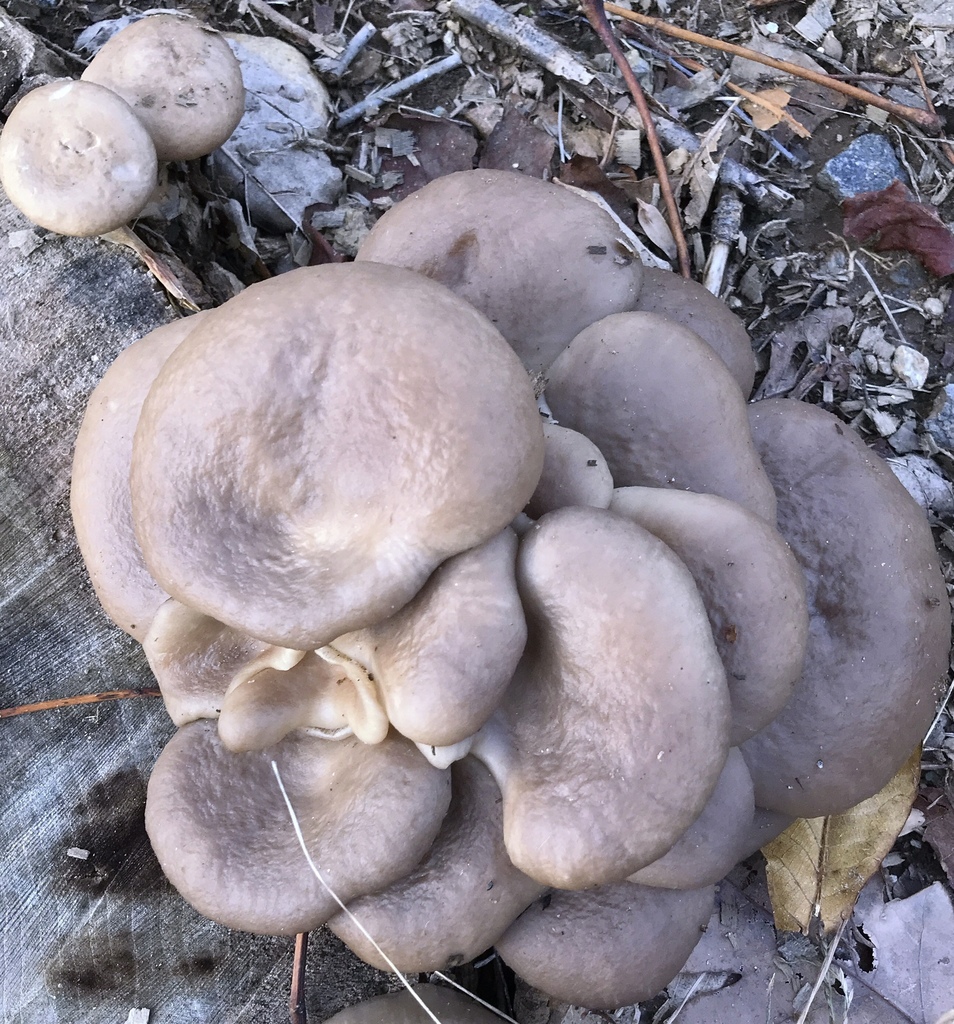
[355,168,643,374]
[0,79,157,236]
[496,882,715,1009]
[82,14,245,161]
[131,262,544,649]
[145,721,451,935]
[71,314,208,637]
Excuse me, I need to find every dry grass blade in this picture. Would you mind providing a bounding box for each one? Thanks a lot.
[0,687,161,718]
[290,932,308,1024]
[602,3,944,134]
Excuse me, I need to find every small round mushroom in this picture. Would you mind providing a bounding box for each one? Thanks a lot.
[741,398,951,816]
[325,986,502,1024]
[0,79,158,237]
[328,757,544,972]
[546,312,777,521]
[472,506,732,889]
[632,267,756,396]
[71,313,209,638]
[524,422,614,519]
[131,262,545,650]
[495,882,716,1009]
[355,168,644,375]
[81,14,245,161]
[145,720,451,935]
[610,486,808,743]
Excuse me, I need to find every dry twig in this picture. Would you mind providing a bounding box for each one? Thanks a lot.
[0,688,161,718]
[289,932,308,1024]
[602,3,944,134]
[578,0,691,278]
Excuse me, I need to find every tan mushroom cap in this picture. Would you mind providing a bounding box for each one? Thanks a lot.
[610,486,808,744]
[633,267,756,396]
[145,720,451,935]
[524,422,614,519]
[628,748,754,889]
[328,757,544,972]
[742,399,951,816]
[325,987,502,1024]
[473,506,731,889]
[0,79,158,237]
[496,882,716,1009]
[82,15,245,161]
[355,168,644,375]
[71,313,209,638]
[331,528,526,747]
[131,262,545,650]
[546,312,777,521]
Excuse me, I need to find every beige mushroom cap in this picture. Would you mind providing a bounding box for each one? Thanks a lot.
[496,882,716,1009]
[0,79,158,237]
[145,720,451,935]
[325,987,502,1024]
[355,168,644,375]
[131,262,544,650]
[71,314,209,638]
[524,422,614,519]
[82,15,245,161]
[546,312,777,521]
[474,506,731,889]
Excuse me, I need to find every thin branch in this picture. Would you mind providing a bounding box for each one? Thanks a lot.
[289,932,308,1024]
[578,0,691,278]
[0,688,161,719]
[602,3,944,134]
[909,53,954,169]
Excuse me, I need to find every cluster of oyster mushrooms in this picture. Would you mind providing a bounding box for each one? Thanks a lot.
[0,14,243,237]
[71,169,951,1010]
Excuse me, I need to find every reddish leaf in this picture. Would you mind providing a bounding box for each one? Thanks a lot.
[843,179,954,278]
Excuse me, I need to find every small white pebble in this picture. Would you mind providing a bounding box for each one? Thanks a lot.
[891,345,930,389]
[125,1009,150,1024]
[66,847,90,860]
[923,296,945,318]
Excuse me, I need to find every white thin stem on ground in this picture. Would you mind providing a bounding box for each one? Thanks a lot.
[431,972,520,1023]
[794,917,850,1024]
[331,21,377,78]
[855,254,909,348]
[337,53,464,127]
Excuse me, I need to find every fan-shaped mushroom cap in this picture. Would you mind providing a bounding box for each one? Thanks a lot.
[472,506,731,889]
[741,398,951,816]
[81,14,245,161]
[733,807,795,861]
[628,748,754,889]
[328,757,544,972]
[0,79,158,237]
[546,312,777,521]
[71,314,209,639]
[354,168,643,375]
[524,422,614,519]
[496,882,715,1009]
[633,267,756,396]
[610,486,808,743]
[145,721,451,935]
[331,529,526,747]
[325,986,501,1024]
[131,262,544,650]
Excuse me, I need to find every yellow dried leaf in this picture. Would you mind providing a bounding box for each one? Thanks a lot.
[763,747,921,935]
[742,87,793,130]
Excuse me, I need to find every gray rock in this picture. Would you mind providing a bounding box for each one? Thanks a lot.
[925,383,954,449]
[816,133,907,201]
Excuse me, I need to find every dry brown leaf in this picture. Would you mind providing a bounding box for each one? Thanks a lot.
[635,197,678,259]
[762,747,921,935]
[740,86,806,134]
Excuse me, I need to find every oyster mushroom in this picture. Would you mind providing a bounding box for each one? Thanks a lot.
[0,79,157,237]
[325,986,501,1024]
[355,168,644,374]
[524,422,614,518]
[131,262,545,650]
[81,14,245,161]
[472,505,732,889]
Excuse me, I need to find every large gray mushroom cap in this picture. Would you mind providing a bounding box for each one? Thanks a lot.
[0,79,158,236]
[145,721,451,935]
[325,987,502,1024]
[742,398,951,816]
[355,168,643,375]
[82,14,245,161]
[131,262,544,650]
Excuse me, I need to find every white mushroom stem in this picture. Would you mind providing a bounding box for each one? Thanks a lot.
[414,737,475,770]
